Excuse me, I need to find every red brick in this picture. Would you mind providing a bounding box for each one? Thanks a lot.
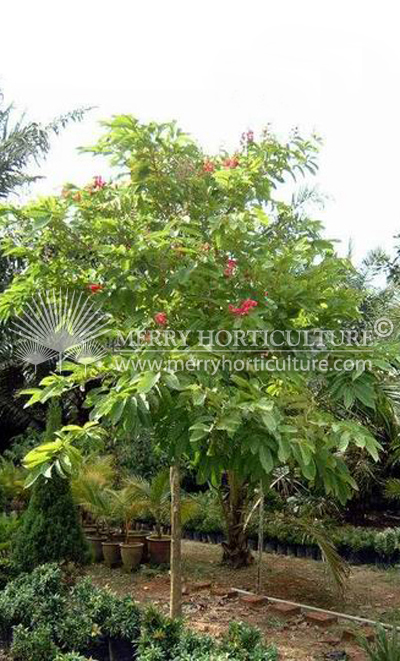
[269,602,301,618]
[211,587,238,598]
[342,626,375,642]
[240,595,268,609]
[190,581,212,592]
[305,611,337,627]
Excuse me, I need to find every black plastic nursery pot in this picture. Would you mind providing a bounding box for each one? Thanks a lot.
[83,636,109,661]
[108,637,136,660]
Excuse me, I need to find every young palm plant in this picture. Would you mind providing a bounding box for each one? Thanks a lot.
[71,455,116,535]
[124,469,171,538]
[360,626,400,660]
[110,486,142,543]
[125,469,199,538]
[125,469,200,566]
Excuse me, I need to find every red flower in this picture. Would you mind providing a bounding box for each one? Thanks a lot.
[224,258,238,277]
[224,157,239,169]
[87,284,103,293]
[229,298,258,316]
[203,160,215,173]
[154,312,168,326]
[93,175,106,189]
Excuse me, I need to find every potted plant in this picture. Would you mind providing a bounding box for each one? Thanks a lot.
[111,487,144,572]
[72,458,121,566]
[125,470,171,565]
[125,469,200,566]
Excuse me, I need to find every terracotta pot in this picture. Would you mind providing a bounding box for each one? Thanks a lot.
[102,541,121,567]
[120,543,144,572]
[127,531,151,562]
[87,536,104,562]
[146,535,171,565]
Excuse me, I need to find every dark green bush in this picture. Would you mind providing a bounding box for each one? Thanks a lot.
[138,606,182,660]
[176,629,218,657]
[0,513,20,545]
[10,624,58,661]
[55,654,89,661]
[70,578,140,642]
[0,557,19,590]
[0,563,68,638]
[0,562,278,661]
[221,621,278,661]
[13,474,89,572]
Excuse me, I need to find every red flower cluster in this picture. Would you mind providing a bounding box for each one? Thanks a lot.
[154,312,168,326]
[93,175,106,189]
[87,284,103,293]
[203,160,215,173]
[224,157,239,169]
[224,258,237,277]
[241,130,254,143]
[229,298,258,316]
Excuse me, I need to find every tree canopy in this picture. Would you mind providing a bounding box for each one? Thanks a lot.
[0,116,384,506]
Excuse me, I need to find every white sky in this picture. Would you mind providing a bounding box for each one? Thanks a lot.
[1,0,399,265]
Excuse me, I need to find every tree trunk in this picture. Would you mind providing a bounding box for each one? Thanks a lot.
[170,462,182,618]
[256,482,264,594]
[220,471,254,569]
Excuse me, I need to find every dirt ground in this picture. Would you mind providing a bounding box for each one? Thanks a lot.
[86,540,400,660]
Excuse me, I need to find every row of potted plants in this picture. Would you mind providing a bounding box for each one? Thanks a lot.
[84,525,171,570]
[132,514,400,566]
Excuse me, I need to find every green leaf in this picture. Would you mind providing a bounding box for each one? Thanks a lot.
[136,371,160,394]
[259,445,274,473]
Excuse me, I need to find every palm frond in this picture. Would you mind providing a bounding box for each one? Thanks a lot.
[385,478,400,501]
[296,519,350,595]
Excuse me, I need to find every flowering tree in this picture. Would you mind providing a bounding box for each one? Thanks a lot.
[0,117,381,614]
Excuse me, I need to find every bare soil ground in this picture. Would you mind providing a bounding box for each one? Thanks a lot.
[86,540,400,660]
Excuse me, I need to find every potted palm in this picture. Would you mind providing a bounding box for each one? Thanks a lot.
[111,487,144,572]
[72,456,121,566]
[125,470,171,564]
[125,469,200,565]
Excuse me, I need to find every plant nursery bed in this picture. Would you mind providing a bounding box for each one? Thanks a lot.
[86,540,400,660]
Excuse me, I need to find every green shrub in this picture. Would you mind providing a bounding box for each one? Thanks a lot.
[221,621,278,660]
[13,474,89,572]
[10,624,58,661]
[70,578,140,642]
[0,557,19,590]
[138,606,182,660]
[0,563,68,637]
[0,513,20,545]
[55,655,89,661]
[177,629,218,657]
